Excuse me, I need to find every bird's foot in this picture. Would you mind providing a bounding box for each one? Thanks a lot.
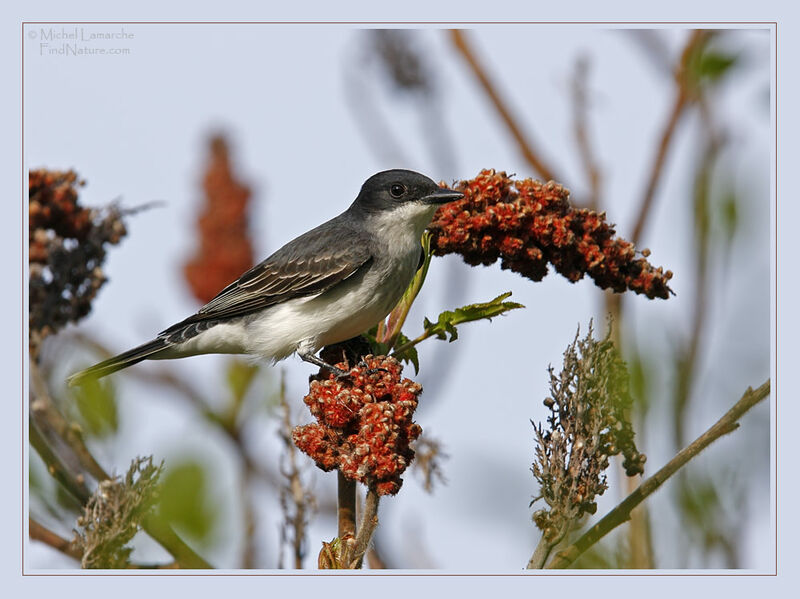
[331,365,356,380]
[299,350,354,380]
[356,357,389,377]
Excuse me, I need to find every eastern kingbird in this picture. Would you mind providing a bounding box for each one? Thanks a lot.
[67,170,463,385]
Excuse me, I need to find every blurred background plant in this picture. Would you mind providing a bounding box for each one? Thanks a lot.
[26,26,770,570]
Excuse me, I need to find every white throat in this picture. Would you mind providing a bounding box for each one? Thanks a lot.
[366,202,439,253]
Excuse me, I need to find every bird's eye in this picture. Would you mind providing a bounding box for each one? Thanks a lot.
[389,183,406,198]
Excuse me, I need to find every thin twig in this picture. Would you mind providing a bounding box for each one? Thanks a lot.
[545,380,769,569]
[29,518,83,561]
[389,330,431,358]
[570,56,603,211]
[630,87,688,246]
[30,359,108,481]
[450,29,560,182]
[278,371,314,569]
[337,472,357,539]
[118,200,167,216]
[29,417,90,506]
[673,99,726,449]
[630,30,709,246]
[29,517,181,569]
[353,486,381,568]
[527,523,568,569]
[140,514,212,569]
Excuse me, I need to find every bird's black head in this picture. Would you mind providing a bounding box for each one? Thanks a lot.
[351,169,463,214]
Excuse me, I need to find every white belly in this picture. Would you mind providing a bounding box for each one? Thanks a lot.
[243,251,418,360]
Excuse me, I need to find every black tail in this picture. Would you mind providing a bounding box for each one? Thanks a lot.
[67,338,170,386]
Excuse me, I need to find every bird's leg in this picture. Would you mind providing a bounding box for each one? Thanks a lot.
[298,349,352,379]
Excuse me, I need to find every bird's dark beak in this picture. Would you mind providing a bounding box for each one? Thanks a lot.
[421,187,465,205]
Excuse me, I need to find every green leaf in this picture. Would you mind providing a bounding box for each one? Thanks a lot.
[696,51,738,81]
[362,329,420,373]
[157,460,217,545]
[72,377,118,437]
[423,292,525,343]
[686,38,738,88]
[392,332,421,373]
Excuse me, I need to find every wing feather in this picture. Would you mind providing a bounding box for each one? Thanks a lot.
[160,216,373,336]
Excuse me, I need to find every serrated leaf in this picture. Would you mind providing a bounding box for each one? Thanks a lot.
[423,292,525,342]
[392,332,420,373]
